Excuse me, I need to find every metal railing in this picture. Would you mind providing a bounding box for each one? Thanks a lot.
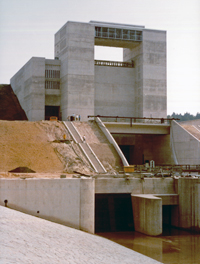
[88,115,180,126]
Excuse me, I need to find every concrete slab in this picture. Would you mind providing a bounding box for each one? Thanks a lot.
[0,206,162,263]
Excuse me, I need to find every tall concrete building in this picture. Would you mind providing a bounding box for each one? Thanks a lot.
[11,21,167,121]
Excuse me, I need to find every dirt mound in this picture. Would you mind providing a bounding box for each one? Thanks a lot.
[0,121,64,173]
[9,167,36,173]
[0,84,27,120]
[0,120,123,178]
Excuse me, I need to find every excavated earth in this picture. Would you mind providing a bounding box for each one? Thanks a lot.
[0,120,123,179]
[0,84,27,121]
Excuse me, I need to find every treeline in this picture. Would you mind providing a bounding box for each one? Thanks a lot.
[167,112,200,122]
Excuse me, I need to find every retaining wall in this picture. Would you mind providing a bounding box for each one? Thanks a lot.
[0,178,95,233]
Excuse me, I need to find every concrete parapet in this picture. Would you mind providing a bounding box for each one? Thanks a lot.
[0,178,95,233]
[95,177,175,194]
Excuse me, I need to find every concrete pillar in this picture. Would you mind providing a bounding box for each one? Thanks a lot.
[80,178,95,233]
[132,194,162,236]
[123,29,167,118]
[55,22,95,121]
[177,178,200,231]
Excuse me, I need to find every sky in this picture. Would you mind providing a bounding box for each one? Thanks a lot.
[0,0,200,115]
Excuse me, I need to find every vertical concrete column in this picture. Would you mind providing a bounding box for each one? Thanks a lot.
[142,30,167,118]
[80,178,95,233]
[132,194,162,236]
[123,43,143,117]
[55,22,95,121]
[177,178,200,231]
[123,29,167,118]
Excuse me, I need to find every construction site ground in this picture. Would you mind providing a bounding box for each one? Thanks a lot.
[0,120,123,179]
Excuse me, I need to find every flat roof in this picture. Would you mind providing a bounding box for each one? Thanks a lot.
[89,21,145,30]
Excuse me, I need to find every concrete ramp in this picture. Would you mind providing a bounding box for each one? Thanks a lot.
[180,119,200,141]
[170,120,200,164]
[0,206,162,264]
[63,121,106,173]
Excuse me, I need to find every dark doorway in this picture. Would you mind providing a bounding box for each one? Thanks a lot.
[162,205,179,235]
[45,106,60,120]
[95,194,134,233]
[119,145,131,163]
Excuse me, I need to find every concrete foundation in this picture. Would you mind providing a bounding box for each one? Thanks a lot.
[0,177,199,235]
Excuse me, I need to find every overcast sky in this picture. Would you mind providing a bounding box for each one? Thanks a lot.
[0,0,200,115]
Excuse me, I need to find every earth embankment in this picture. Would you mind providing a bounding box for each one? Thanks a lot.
[0,84,27,120]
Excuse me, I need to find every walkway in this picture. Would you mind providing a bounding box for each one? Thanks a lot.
[0,206,162,264]
[63,121,106,173]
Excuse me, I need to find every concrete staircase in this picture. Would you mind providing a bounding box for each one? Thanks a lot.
[63,121,107,173]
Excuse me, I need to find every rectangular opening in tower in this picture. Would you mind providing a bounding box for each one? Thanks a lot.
[94,46,123,61]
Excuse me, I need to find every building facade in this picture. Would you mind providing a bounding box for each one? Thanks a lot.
[11,21,167,121]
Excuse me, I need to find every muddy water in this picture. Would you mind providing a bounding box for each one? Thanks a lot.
[97,228,200,264]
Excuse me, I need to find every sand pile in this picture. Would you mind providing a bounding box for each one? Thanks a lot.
[0,121,64,174]
[0,120,123,178]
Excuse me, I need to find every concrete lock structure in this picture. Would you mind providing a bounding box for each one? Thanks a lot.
[10,21,166,121]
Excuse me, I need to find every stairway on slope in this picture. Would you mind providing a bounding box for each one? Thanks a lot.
[64,121,123,174]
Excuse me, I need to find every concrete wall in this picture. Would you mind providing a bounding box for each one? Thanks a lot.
[123,29,167,118]
[10,57,46,121]
[171,120,200,164]
[0,178,95,233]
[94,66,135,116]
[95,177,176,194]
[113,134,174,165]
[175,178,200,231]
[132,195,162,236]
[55,22,95,121]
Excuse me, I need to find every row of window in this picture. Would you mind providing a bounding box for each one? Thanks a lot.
[45,70,60,79]
[45,81,60,89]
[95,60,134,68]
[95,27,142,41]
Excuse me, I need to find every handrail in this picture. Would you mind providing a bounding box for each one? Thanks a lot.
[88,115,179,126]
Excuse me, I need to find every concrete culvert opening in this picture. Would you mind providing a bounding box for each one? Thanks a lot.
[95,194,134,233]
[9,167,36,173]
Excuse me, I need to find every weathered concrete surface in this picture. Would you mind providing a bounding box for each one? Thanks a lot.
[123,29,167,118]
[95,177,176,194]
[0,206,162,264]
[131,194,178,236]
[132,194,162,236]
[0,178,95,233]
[175,178,200,231]
[170,120,200,164]
[10,57,46,121]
